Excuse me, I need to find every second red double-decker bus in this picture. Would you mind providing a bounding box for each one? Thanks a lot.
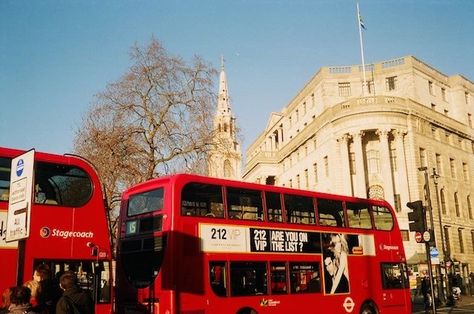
[116,174,411,314]
[0,147,113,313]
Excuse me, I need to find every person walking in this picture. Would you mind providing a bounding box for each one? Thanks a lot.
[56,271,94,314]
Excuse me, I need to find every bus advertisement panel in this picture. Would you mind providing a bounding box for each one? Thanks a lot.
[116,174,411,314]
[0,146,113,314]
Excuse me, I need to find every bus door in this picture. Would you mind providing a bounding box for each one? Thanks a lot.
[33,259,112,313]
[380,263,410,310]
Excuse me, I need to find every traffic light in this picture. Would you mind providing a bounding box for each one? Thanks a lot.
[407,200,426,233]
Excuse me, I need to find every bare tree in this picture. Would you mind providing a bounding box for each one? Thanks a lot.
[74,38,221,239]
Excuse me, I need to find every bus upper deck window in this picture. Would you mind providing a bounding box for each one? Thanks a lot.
[181,183,224,218]
[227,187,263,220]
[284,194,315,224]
[128,188,164,216]
[346,202,372,229]
[0,157,10,201]
[316,198,345,227]
[35,162,93,207]
[372,206,394,231]
[266,192,282,222]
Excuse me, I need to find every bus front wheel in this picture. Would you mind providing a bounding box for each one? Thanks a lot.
[360,302,378,314]
[237,307,258,314]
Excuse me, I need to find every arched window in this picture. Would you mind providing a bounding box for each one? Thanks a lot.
[454,192,460,217]
[468,195,473,220]
[440,189,447,215]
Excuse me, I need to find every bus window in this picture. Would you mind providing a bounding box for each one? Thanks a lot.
[230,262,267,296]
[181,183,224,217]
[227,187,263,220]
[381,263,409,289]
[270,262,287,294]
[372,206,394,231]
[35,162,93,206]
[316,198,345,227]
[0,157,10,200]
[128,188,164,216]
[346,202,372,229]
[290,262,321,293]
[34,260,112,304]
[284,194,315,224]
[266,192,282,222]
[210,262,227,297]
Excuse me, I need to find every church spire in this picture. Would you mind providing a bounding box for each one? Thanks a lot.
[218,55,231,114]
[208,56,242,180]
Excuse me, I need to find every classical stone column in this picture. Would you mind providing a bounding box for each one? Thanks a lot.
[338,133,352,196]
[393,129,409,212]
[377,129,395,207]
[353,131,367,198]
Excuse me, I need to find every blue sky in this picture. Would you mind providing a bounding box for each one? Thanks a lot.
[1,0,473,159]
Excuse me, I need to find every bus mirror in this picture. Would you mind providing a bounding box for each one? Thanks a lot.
[87,242,99,256]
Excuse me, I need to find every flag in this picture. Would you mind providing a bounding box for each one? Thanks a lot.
[358,13,366,30]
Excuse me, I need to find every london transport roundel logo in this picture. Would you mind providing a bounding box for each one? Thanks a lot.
[16,159,24,177]
[40,227,51,238]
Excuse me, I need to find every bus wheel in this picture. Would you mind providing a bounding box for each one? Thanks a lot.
[360,302,378,314]
[237,307,258,314]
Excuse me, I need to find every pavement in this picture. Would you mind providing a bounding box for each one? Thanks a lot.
[412,294,474,313]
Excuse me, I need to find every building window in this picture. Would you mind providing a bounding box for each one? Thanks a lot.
[444,226,451,255]
[440,189,447,215]
[468,113,472,128]
[349,152,356,175]
[367,80,374,94]
[471,231,474,253]
[419,148,426,168]
[313,163,318,184]
[324,156,329,177]
[468,195,473,220]
[454,192,460,217]
[444,109,449,116]
[428,81,434,95]
[441,87,446,101]
[401,230,409,241]
[463,162,469,181]
[431,103,436,110]
[295,109,299,122]
[436,154,442,176]
[338,82,351,97]
[303,102,307,115]
[289,179,293,188]
[466,92,470,104]
[458,228,464,253]
[288,116,292,128]
[304,169,309,189]
[394,194,401,212]
[450,158,456,179]
[296,174,300,189]
[311,93,315,107]
[367,150,380,174]
[386,76,397,91]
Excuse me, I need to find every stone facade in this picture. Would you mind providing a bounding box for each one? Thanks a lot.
[243,56,474,278]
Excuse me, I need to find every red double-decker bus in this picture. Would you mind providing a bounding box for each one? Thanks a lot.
[116,174,411,314]
[0,147,113,313]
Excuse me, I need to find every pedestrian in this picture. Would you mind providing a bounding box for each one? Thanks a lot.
[0,288,13,314]
[56,271,94,314]
[6,286,38,314]
[420,273,431,313]
[34,264,62,314]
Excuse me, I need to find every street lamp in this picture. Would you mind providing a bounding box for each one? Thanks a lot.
[431,168,449,300]
[418,166,438,309]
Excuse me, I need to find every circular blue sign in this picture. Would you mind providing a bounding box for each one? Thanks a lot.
[430,247,439,258]
[16,159,24,177]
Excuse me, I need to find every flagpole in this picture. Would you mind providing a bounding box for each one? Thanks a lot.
[357,2,367,96]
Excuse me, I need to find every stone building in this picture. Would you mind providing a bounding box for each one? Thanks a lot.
[208,58,242,180]
[243,56,474,279]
